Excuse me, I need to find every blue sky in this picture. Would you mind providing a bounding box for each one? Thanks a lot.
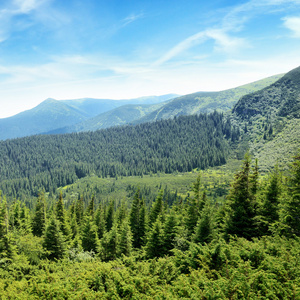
[1,0,300,118]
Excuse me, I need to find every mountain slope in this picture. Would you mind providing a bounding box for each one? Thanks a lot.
[0,94,178,140]
[133,74,284,124]
[49,102,167,134]
[232,66,300,120]
[0,99,88,140]
[230,66,300,171]
[62,94,179,118]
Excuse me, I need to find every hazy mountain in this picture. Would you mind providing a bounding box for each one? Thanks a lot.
[47,102,167,134]
[47,74,284,135]
[0,99,88,140]
[0,94,178,140]
[61,94,179,118]
[133,74,284,124]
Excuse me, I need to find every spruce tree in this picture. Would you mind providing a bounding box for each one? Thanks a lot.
[193,205,214,245]
[283,152,300,236]
[43,218,66,260]
[0,196,15,260]
[224,153,257,240]
[260,165,282,234]
[95,206,106,239]
[56,192,71,239]
[19,203,31,233]
[129,189,146,248]
[149,189,164,226]
[32,192,47,237]
[162,212,178,255]
[81,216,99,253]
[145,219,164,259]
[86,195,95,218]
[118,219,133,257]
[100,223,120,261]
[106,200,114,232]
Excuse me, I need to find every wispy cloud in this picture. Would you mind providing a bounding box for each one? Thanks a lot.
[0,0,50,42]
[121,12,144,27]
[154,0,300,66]
[283,16,300,37]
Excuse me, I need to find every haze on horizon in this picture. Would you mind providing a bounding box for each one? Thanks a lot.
[0,0,300,118]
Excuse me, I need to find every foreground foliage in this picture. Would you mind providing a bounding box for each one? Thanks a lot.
[0,152,299,299]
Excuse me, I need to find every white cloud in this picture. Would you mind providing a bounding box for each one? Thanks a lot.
[283,16,300,37]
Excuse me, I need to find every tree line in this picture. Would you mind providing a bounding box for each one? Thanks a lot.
[0,112,238,200]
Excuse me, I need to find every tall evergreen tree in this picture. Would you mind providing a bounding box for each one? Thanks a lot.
[193,205,214,245]
[0,195,14,260]
[32,192,47,237]
[95,206,106,239]
[282,152,300,236]
[224,153,257,240]
[81,216,99,253]
[106,200,115,232]
[118,219,133,257]
[162,212,178,255]
[145,219,164,259]
[43,218,66,260]
[129,189,146,248]
[86,195,95,218]
[56,192,71,239]
[260,165,282,234]
[100,223,120,261]
[149,190,164,226]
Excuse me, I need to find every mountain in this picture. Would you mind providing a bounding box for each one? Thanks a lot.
[230,66,300,171]
[132,74,283,124]
[0,99,88,140]
[0,94,178,140]
[61,94,179,118]
[47,74,284,135]
[47,102,167,134]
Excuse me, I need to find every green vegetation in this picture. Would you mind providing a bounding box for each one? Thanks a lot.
[134,74,283,124]
[0,112,232,200]
[0,152,299,299]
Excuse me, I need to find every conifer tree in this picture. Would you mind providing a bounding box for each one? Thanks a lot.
[145,219,164,258]
[130,189,146,248]
[32,192,47,237]
[193,205,214,245]
[0,196,13,259]
[224,153,257,240]
[86,195,95,218]
[106,200,114,232]
[81,216,99,253]
[282,152,300,236]
[162,212,178,255]
[100,222,120,261]
[118,219,132,257]
[75,195,84,226]
[149,189,164,226]
[95,206,106,239]
[43,218,66,260]
[19,203,31,233]
[56,192,71,239]
[260,165,282,234]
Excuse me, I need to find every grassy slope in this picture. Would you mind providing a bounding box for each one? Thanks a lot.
[134,74,284,124]
[58,159,242,208]
[250,118,300,172]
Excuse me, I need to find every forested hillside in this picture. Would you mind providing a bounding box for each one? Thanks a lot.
[0,112,235,200]
[231,66,300,171]
[0,153,299,299]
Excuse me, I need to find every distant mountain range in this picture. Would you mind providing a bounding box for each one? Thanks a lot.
[0,73,284,140]
[0,94,178,140]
